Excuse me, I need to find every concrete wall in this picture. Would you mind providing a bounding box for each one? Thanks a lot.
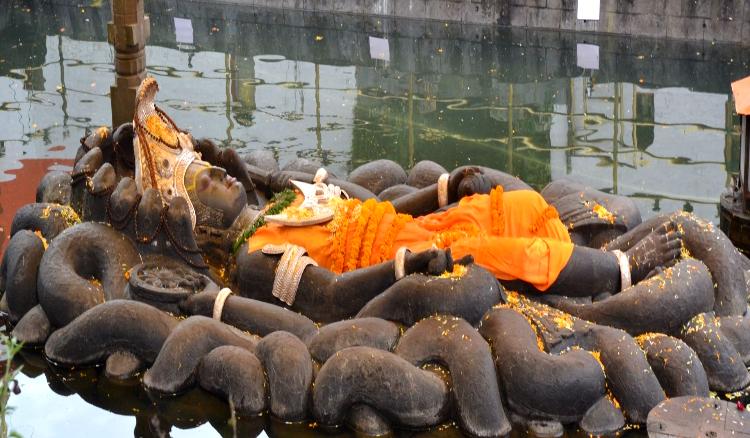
[205,0,750,44]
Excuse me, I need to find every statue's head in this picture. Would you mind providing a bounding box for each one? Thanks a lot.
[132,77,247,229]
[455,167,493,199]
[185,162,247,228]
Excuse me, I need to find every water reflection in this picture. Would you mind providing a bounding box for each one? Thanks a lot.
[11,349,650,438]
[0,0,748,436]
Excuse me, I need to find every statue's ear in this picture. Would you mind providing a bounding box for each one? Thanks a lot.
[196,172,211,193]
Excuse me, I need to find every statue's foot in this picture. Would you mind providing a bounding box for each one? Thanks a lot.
[626,221,683,283]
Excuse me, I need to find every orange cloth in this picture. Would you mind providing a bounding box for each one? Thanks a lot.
[248,187,574,291]
[732,75,750,115]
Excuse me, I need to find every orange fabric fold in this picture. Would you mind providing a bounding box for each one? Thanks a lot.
[248,187,574,291]
[732,75,750,115]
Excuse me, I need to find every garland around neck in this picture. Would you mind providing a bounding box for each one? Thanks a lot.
[231,189,297,254]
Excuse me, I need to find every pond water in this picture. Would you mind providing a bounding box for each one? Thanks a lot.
[1,0,749,436]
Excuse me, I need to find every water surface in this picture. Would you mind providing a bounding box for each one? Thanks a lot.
[1,0,748,436]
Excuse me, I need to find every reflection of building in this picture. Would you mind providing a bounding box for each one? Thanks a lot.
[348,64,737,222]
[634,91,654,151]
[550,78,733,221]
[350,67,554,189]
[0,0,744,228]
[229,54,256,127]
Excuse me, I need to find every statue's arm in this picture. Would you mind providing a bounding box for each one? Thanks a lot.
[233,246,453,322]
[474,166,531,191]
[390,166,535,217]
[244,164,377,202]
[524,224,681,297]
[390,184,440,216]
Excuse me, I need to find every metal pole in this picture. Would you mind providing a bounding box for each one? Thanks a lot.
[108,0,149,127]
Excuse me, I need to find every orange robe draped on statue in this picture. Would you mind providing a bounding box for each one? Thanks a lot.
[248,187,574,291]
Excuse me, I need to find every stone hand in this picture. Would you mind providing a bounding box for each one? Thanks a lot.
[269,171,292,192]
[404,247,454,276]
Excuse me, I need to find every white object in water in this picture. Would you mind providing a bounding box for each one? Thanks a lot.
[577,0,600,20]
[174,17,194,45]
[577,43,600,70]
[369,36,390,61]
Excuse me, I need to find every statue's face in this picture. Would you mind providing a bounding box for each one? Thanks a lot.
[194,166,247,226]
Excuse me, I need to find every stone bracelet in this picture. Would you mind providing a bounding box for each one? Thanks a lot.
[395,247,409,280]
[212,287,233,321]
[611,249,632,291]
[437,173,450,208]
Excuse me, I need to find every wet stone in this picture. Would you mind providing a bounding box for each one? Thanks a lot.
[528,420,564,437]
[647,396,750,437]
[105,351,144,380]
[580,397,625,436]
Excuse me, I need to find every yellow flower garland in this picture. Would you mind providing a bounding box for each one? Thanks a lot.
[433,223,481,249]
[359,202,388,268]
[530,206,560,234]
[327,199,358,273]
[345,199,377,272]
[377,213,412,264]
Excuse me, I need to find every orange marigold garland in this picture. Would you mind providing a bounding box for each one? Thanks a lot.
[433,223,481,249]
[591,202,616,224]
[530,206,560,234]
[359,202,388,268]
[377,213,412,263]
[327,199,359,273]
[490,186,505,235]
[344,199,377,272]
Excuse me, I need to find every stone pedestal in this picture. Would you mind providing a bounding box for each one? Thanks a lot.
[108,0,149,127]
[719,191,750,256]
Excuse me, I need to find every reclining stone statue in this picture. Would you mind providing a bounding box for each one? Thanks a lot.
[3,77,750,437]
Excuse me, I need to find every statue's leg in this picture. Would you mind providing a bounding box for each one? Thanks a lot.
[540,259,714,335]
[181,290,319,342]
